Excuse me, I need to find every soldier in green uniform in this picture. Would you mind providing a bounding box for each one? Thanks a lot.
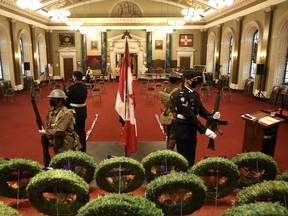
[39,89,81,155]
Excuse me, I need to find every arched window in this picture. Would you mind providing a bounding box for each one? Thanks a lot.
[0,48,3,80]
[249,30,258,79]
[283,46,288,84]
[20,38,25,76]
[227,36,233,75]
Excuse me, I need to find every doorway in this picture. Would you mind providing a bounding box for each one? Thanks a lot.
[64,58,73,80]
[179,57,191,70]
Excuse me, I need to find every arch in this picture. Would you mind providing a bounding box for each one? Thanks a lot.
[238,21,262,91]
[220,28,235,82]
[0,23,13,84]
[206,32,216,76]
[36,33,47,82]
[18,29,33,89]
[267,11,288,95]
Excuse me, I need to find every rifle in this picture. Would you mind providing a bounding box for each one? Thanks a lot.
[31,94,51,167]
[206,91,228,150]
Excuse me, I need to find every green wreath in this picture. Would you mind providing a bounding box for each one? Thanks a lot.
[189,157,240,200]
[0,158,43,198]
[78,193,164,216]
[146,172,207,215]
[221,202,288,216]
[235,180,288,207]
[276,170,288,182]
[49,150,96,183]
[27,169,89,216]
[0,200,21,216]
[95,157,145,193]
[141,149,189,182]
[231,152,279,188]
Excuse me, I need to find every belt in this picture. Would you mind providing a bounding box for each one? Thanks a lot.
[70,103,86,108]
[177,114,186,120]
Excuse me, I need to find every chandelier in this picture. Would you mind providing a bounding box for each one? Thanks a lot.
[48,9,71,23]
[168,19,185,27]
[181,7,204,22]
[209,0,234,8]
[17,0,42,10]
[66,20,84,31]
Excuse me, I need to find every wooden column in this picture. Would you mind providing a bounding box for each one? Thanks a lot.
[165,33,171,70]
[260,6,273,91]
[215,24,223,79]
[30,25,38,80]
[200,29,207,65]
[45,30,53,66]
[147,31,152,70]
[9,18,21,86]
[231,16,243,85]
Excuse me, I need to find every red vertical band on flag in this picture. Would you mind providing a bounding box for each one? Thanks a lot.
[115,40,137,156]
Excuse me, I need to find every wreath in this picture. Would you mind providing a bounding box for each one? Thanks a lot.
[27,169,89,216]
[141,149,189,182]
[231,152,279,188]
[78,193,164,216]
[146,172,207,215]
[0,200,21,216]
[95,157,145,193]
[234,180,288,207]
[189,157,240,200]
[49,150,96,183]
[0,158,43,198]
[276,170,288,182]
[222,202,288,216]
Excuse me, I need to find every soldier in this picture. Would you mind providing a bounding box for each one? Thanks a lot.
[39,89,81,155]
[159,72,182,150]
[173,70,220,167]
[65,71,88,152]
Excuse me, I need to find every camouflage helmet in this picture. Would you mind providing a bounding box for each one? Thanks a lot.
[183,69,200,79]
[169,72,182,79]
[48,89,67,99]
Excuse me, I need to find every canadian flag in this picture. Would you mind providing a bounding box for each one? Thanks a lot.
[115,41,137,156]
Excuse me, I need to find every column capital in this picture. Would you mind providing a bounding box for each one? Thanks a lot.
[234,16,243,22]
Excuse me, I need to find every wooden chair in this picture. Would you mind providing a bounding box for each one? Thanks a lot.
[146,85,156,102]
[200,85,210,102]
[31,87,42,102]
[222,86,233,102]
[98,80,106,94]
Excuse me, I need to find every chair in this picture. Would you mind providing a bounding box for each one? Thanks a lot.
[163,80,170,88]
[48,80,57,89]
[98,80,106,94]
[91,87,101,102]
[268,85,280,105]
[31,87,42,102]
[155,82,163,93]
[222,86,233,102]
[3,88,15,103]
[200,85,210,102]
[139,79,148,93]
[53,83,63,89]
[146,85,157,102]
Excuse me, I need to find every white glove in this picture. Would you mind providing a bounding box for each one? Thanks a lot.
[213,112,221,120]
[205,129,217,139]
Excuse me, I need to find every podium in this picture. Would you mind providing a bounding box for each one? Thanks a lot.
[241,111,284,156]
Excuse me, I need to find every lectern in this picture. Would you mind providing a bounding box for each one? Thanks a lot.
[241,111,284,156]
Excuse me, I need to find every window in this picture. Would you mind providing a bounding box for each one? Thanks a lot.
[249,30,258,79]
[227,36,233,75]
[20,38,25,75]
[0,48,3,80]
[283,46,288,84]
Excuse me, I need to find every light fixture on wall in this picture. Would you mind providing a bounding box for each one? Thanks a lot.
[17,0,42,10]
[48,9,71,23]
[181,1,204,22]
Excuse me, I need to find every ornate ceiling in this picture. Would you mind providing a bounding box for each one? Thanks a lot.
[0,0,285,30]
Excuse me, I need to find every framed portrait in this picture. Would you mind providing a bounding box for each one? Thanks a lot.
[91,41,98,50]
[59,33,75,46]
[179,34,193,47]
[155,40,163,50]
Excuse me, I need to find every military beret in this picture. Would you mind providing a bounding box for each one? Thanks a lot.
[73,71,83,80]
[183,69,200,79]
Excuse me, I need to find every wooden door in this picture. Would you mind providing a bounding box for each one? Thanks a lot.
[64,58,73,80]
[180,57,190,70]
